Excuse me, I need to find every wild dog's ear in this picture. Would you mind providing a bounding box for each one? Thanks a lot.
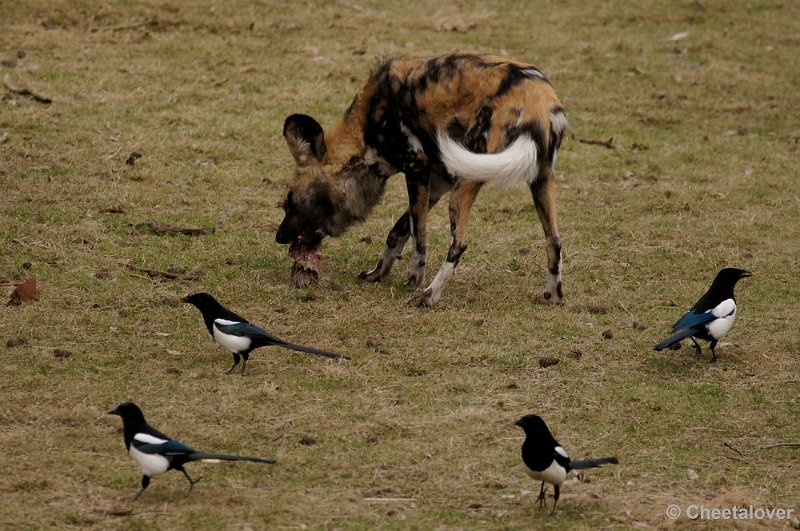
[283,114,326,167]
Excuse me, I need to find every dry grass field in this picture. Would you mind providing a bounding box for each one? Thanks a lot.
[2,0,799,528]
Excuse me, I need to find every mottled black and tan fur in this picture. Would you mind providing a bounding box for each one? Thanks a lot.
[276,52,568,306]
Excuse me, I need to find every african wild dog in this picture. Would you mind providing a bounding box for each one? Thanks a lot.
[276,52,567,307]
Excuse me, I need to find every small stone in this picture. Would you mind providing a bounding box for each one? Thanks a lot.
[538,356,560,368]
[686,468,699,481]
[565,348,583,360]
[602,329,614,339]
[53,348,72,359]
[126,152,142,165]
[367,337,389,355]
[6,338,27,348]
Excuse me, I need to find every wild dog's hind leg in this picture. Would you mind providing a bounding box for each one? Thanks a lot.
[409,179,483,307]
[530,167,563,303]
[404,176,430,290]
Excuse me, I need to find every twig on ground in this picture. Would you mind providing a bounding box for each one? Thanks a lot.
[617,300,636,318]
[573,135,615,149]
[3,74,52,104]
[125,263,202,281]
[93,508,133,517]
[723,441,744,457]
[91,19,154,33]
[750,442,800,453]
[724,441,799,457]
[134,220,215,236]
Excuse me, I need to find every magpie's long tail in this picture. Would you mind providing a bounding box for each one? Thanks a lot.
[280,340,350,360]
[188,452,276,464]
[654,328,698,351]
[570,457,619,470]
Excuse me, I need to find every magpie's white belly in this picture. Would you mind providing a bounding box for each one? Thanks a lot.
[213,323,251,354]
[524,460,568,486]
[130,446,170,477]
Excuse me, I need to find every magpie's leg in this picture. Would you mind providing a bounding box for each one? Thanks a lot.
[709,340,718,363]
[537,481,547,510]
[550,485,560,515]
[178,466,202,493]
[133,475,150,501]
[689,337,703,356]
[226,353,241,374]
[241,353,248,375]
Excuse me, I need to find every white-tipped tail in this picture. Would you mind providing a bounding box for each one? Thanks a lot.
[436,133,539,187]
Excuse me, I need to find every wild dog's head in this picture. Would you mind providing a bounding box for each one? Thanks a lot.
[276,114,339,248]
[276,113,389,248]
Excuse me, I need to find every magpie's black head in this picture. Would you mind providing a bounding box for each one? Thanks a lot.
[515,414,551,435]
[181,292,222,311]
[713,268,752,288]
[108,401,145,424]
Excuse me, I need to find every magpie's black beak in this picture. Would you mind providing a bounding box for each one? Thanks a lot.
[514,418,525,428]
[180,295,191,303]
[108,406,120,416]
[740,270,752,278]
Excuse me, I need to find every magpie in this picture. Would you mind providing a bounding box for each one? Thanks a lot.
[108,402,275,500]
[654,267,751,362]
[515,414,618,514]
[182,292,349,374]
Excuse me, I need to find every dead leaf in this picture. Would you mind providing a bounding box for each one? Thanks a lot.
[8,277,38,305]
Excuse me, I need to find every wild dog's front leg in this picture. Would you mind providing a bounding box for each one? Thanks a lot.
[530,169,563,303]
[404,177,430,290]
[359,210,410,282]
[409,180,482,307]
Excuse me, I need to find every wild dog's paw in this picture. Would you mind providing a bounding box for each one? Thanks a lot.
[541,286,563,304]
[407,288,435,308]
[403,272,425,290]
[358,260,387,282]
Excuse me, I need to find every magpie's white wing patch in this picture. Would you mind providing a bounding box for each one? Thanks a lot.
[133,432,169,445]
[710,298,736,319]
[555,446,569,459]
[707,298,737,340]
